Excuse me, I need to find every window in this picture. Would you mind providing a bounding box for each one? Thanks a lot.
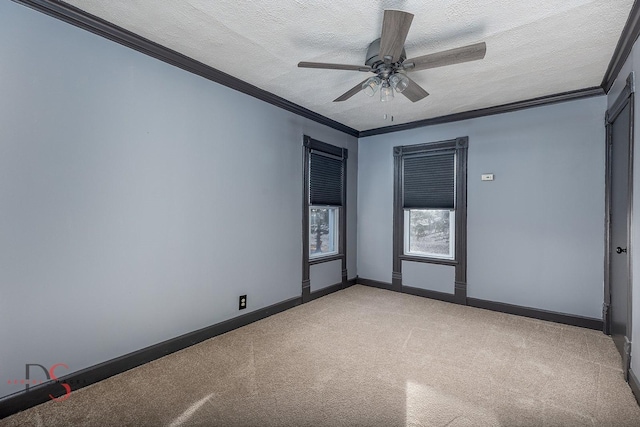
[404,209,455,259]
[307,148,344,259]
[302,135,348,301]
[309,207,339,257]
[402,150,456,260]
[392,137,467,301]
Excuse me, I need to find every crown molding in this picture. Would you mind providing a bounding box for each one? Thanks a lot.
[11,0,626,139]
[10,0,360,137]
[601,0,640,93]
[358,87,604,138]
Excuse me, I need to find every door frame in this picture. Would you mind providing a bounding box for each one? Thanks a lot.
[604,72,635,379]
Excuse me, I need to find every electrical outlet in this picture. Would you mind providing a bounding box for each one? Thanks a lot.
[239,295,247,310]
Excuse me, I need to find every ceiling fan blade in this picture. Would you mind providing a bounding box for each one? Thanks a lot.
[298,62,372,72]
[400,76,429,102]
[403,42,486,72]
[333,79,369,102]
[379,10,414,63]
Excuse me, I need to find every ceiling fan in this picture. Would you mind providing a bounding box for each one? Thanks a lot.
[298,10,486,103]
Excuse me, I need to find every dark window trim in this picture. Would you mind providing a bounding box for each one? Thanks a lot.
[399,255,458,266]
[302,135,348,302]
[393,137,468,304]
[398,140,460,154]
[309,254,344,266]
[305,137,344,157]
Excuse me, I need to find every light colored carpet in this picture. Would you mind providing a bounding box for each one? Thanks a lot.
[2,284,639,426]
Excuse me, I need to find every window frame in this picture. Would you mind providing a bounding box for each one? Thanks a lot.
[302,135,348,302]
[392,137,468,303]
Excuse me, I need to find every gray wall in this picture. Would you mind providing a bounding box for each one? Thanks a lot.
[607,40,640,375]
[310,259,343,292]
[0,1,357,400]
[402,262,455,294]
[358,96,606,319]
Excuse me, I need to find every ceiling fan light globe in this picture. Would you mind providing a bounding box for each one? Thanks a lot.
[380,81,394,102]
[390,74,409,93]
[362,77,381,97]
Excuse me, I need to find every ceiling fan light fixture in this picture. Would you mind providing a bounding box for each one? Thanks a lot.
[390,73,409,93]
[362,76,382,97]
[380,80,394,102]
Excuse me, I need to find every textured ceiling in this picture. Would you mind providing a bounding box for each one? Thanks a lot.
[63,0,633,132]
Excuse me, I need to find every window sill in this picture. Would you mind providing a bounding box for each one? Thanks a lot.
[309,254,344,265]
[399,255,457,266]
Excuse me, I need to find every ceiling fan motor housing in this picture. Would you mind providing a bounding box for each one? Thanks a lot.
[365,38,407,69]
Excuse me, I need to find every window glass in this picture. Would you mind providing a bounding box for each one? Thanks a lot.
[309,207,338,257]
[405,209,454,259]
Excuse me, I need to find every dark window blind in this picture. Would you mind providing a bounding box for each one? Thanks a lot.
[403,152,455,209]
[310,152,343,206]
